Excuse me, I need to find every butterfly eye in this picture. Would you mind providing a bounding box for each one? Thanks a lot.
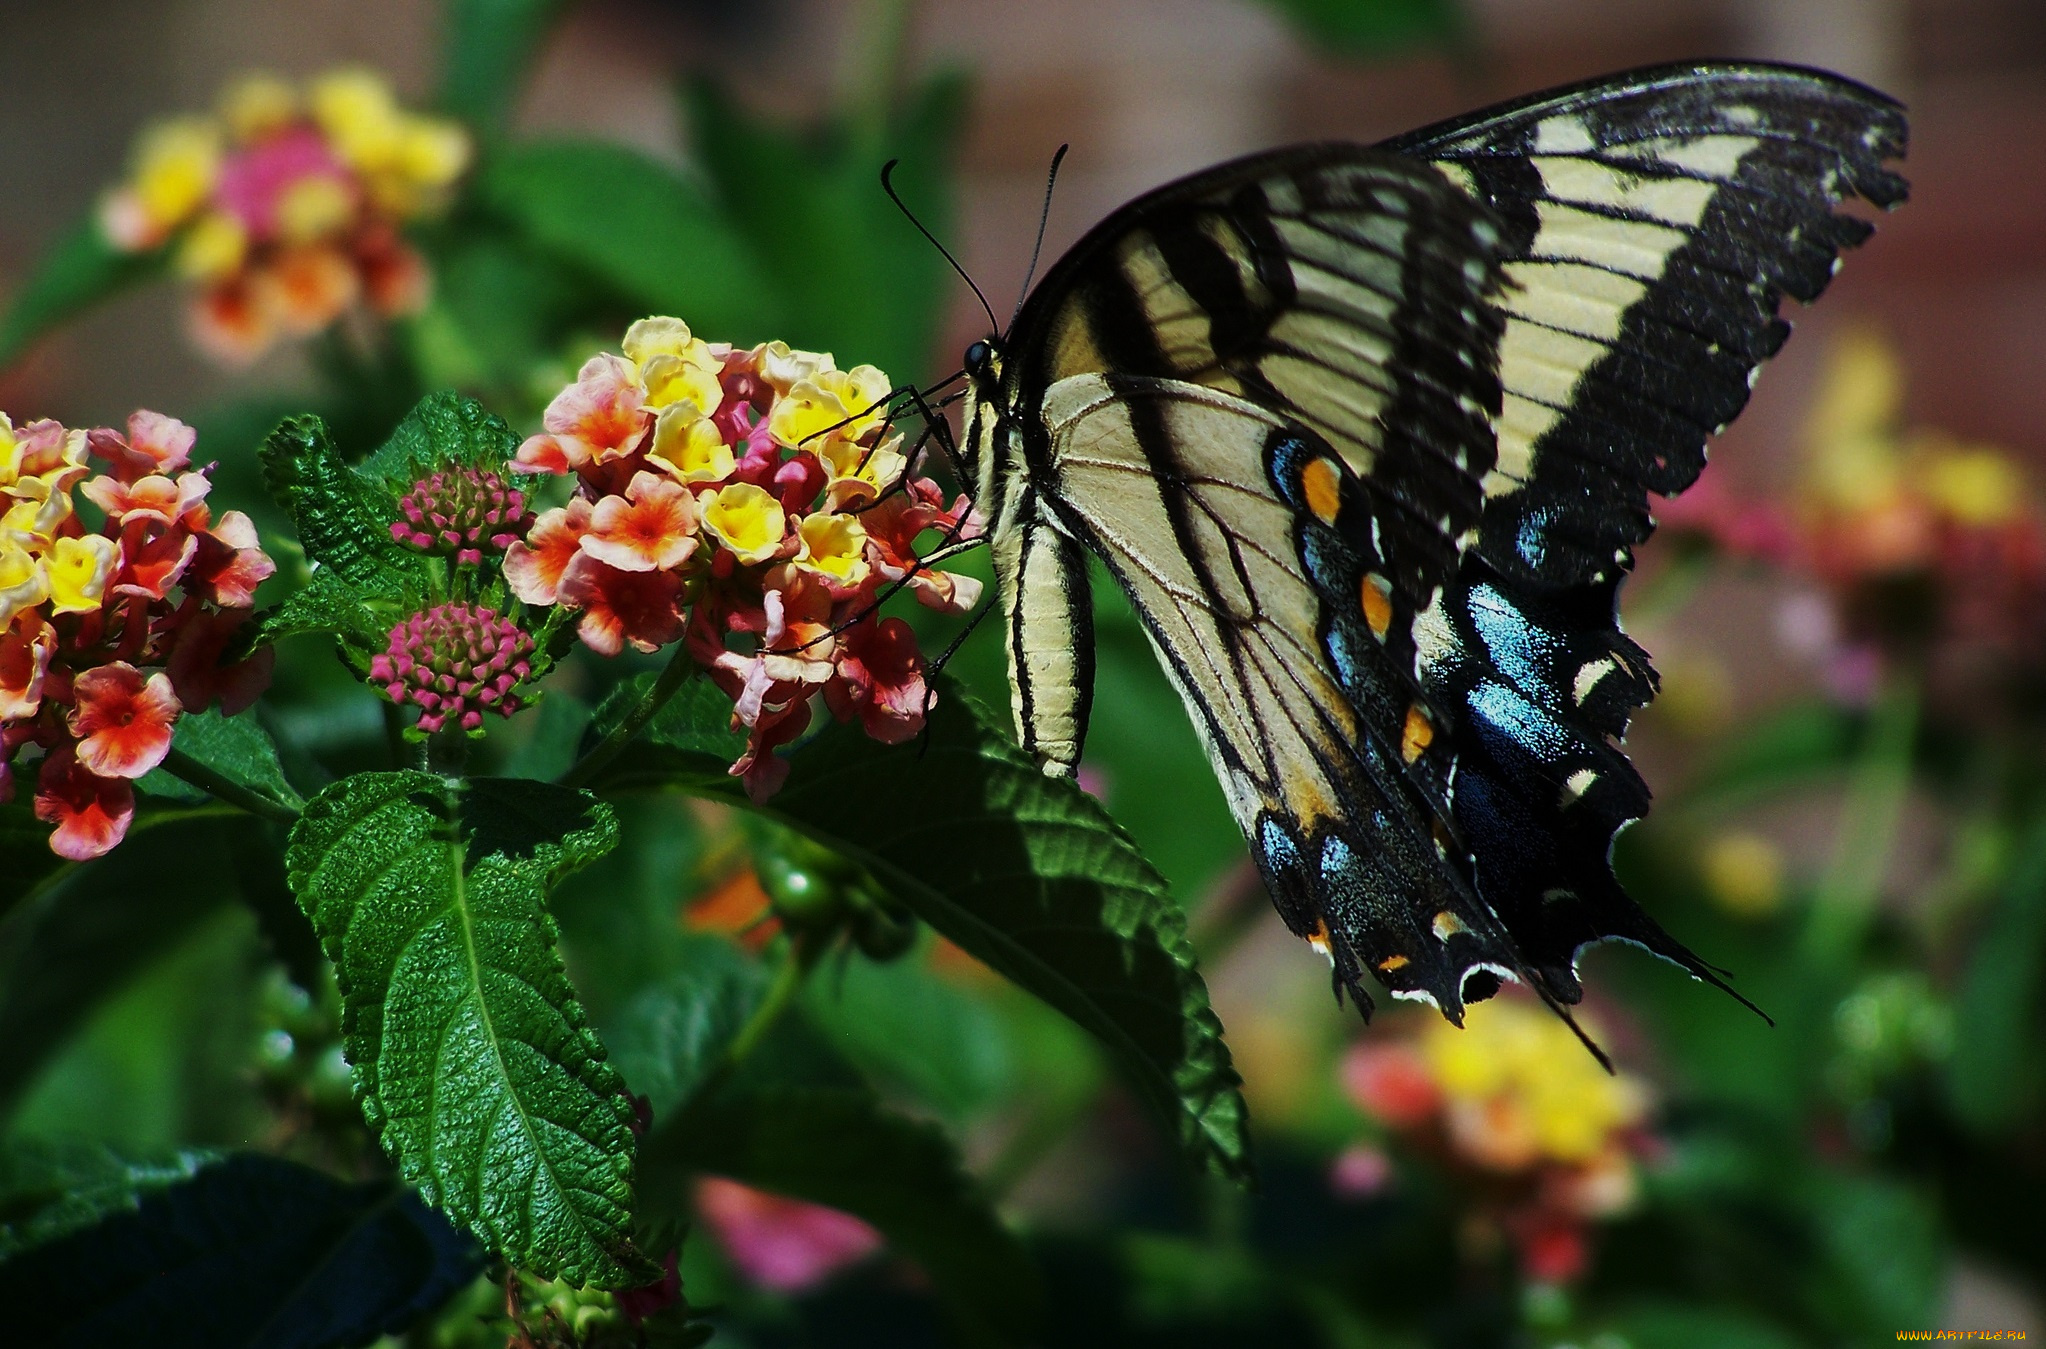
[963,341,993,378]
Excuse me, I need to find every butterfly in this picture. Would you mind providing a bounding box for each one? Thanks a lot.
[948,61,1909,1039]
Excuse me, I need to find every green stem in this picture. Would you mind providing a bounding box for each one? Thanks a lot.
[160,747,299,823]
[1803,671,1919,966]
[557,646,698,789]
[684,936,814,1111]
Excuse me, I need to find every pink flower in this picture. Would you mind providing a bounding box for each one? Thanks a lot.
[33,746,136,861]
[824,616,927,745]
[68,662,180,779]
[1340,1042,1442,1128]
[557,558,684,657]
[368,603,534,734]
[516,354,648,473]
[695,1177,881,1293]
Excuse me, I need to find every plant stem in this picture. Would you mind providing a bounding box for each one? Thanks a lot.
[684,935,814,1111]
[1804,671,1919,966]
[557,646,698,789]
[160,747,300,823]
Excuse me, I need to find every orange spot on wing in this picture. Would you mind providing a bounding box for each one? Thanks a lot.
[1301,457,1342,524]
[1305,918,1331,954]
[1361,572,1393,639]
[1402,703,1434,762]
[1377,954,1411,973]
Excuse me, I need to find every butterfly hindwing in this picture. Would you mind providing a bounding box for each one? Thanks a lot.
[1383,62,1910,585]
[1034,373,1520,1015]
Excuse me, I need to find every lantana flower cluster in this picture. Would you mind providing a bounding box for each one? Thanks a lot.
[1340,998,1656,1285]
[1,411,275,859]
[1660,330,2046,705]
[100,68,469,363]
[507,318,982,800]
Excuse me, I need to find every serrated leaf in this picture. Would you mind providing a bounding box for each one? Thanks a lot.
[0,212,163,370]
[0,814,246,1115]
[256,569,400,653]
[136,709,304,812]
[641,1086,1041,1346]
[684,73,964,384]
[285,771,649,1285]
[597,681,1249,1180]
[259,414,422,592]
[0,1151,479,1349]
[482,140,786,339]
[438,0,569,139]
[359,388,521,484]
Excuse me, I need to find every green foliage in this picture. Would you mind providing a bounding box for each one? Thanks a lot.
[1946,814,2046,1131]
[1253,0,1462,56]
[0,211,162,370]
[361,387,523,482]
[139,709,304,813]
[438,0,569,139]
[482,141,788,341]
[259,414,421,594]
[684,71,967,384]
[0,1151,479,1348]
[0,814,258,1118]
[0,1140,214,1260]
[597,678,1251,1181]
[643,1086,1042,1346]
[285,771,650,1285]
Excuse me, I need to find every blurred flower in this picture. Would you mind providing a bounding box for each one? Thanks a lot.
[509,318,984,802]
[1661,330,2046,706]
[100,68,468,363]
[1340,997,1655,1285]
[1699,830,1787,920]
[1,410,274,858]
[695,1176,882,1293]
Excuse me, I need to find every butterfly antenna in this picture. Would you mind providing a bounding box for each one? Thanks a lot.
[1010,143,1069,330]
[882,158,999,335]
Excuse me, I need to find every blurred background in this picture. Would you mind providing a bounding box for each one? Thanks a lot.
[3,1,2043,1345]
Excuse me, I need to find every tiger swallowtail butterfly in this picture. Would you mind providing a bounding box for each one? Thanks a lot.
[950,62,1908,1044]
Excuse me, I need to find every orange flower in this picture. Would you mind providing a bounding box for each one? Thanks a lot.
[581,472,699,573]
[557,559,685,657]
[515,355,648,474]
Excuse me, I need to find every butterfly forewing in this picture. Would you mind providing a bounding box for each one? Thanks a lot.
[1383,62,1910,585]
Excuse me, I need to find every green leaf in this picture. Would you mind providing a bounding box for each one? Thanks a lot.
[285,771,649,1285]
[1679,699,1858,811]
[584,670,749,790]
[360,387,522,484]
[0,805,71,929]
[0,212,162,370]
[438,0,569,139]
[600,682,1250,1181]
[136,709,304,812]
[684,72,965,383]
[255,569,399,653]
[259,414,421,592]
[641,1086,1041,1345]
[1947,814,2046,1133]
[0,1139,215,1261]
[482,140,786,339]
[0,814,244,1116]
[1252,0,1461,56]
[502,690,594,782]
[0,1151,479,1349]
[802,953,1011,1119]
[604,936,768,1120]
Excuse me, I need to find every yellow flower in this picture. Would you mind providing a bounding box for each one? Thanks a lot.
[769,366,894,451]
[220,72,298,142]
[0,544,48,625]
[309,68,467,217]
[625,317,725,415]
[174,211,249,281]
[1801,329,1905,516]
[44,535,120,616]
[0,415,21,487]
[1914,434,2027,527]
[820,433,907,508]
[128,118,221,238]
[1421,998,1647,1169]
[797,513,870,586]
[700,483,787,564]
[648,408,735,484]
[757,341,834,395]
[275,175,357,245]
